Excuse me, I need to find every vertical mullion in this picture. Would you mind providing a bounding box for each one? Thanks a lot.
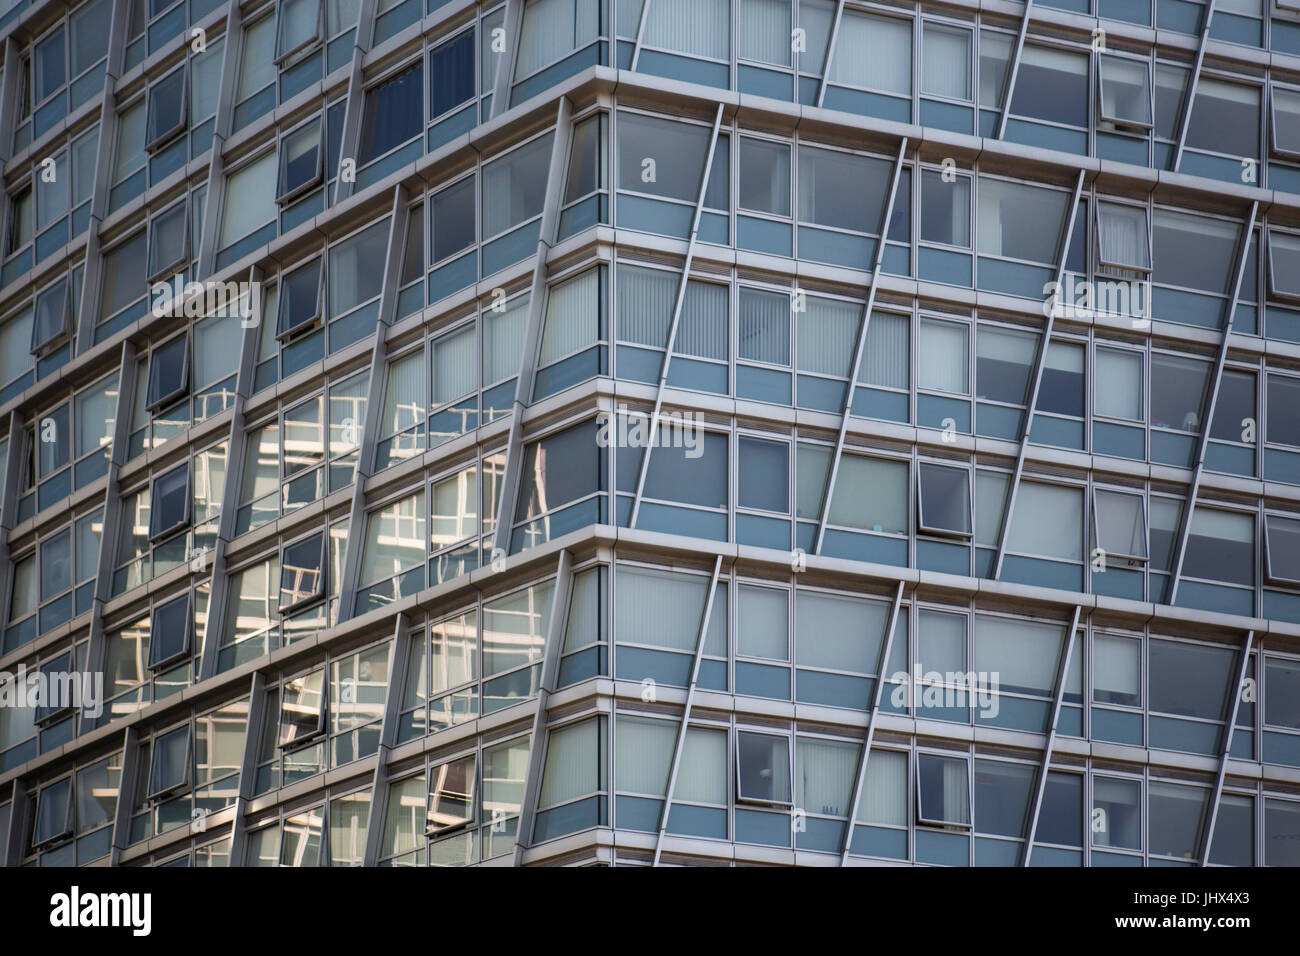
[1198,629,1254,867]
[1170,0,1219,173]
[361,612,409,866]
[994,0,1035,140]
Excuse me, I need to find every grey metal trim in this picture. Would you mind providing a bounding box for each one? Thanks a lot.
[994,0,1035,140]
[333,50,368,204]
[107,726,139,866]
[1198,629,1254,867]
[514,548,573,863]
[1020,604,1082,867]
[2,774,26,866]
[627,102,725,530]
[813,0,845,110]
[812,136,908,556]
[992,168,1086,581]
[227,671,266,866]
[491,0,525,118]
[629,0,653,71]
[0,36,19,163]
[362,612,409,866]
[1167,200,1258,606]
[492,96,575,558]
[652,553,723,866]
[1170,0,1219,174]
[839,579,905,864]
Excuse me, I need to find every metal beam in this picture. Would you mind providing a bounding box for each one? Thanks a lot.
[491,0,525,117]
[227,671,267,866]
[1170,0,1219,173]
[106,726,139,866]
[813,137,908,555]
[361,612,410,866]
[839,580,905,864]
[514,549,574,864]
[1167,201,1258,606]
[994,0,1036,140]
[1198,629,1254,867]
[652,555,724,866]
[1020,605,1082,866]
[627,102,725,530]
[992,169,1086,581]
[813,0,845,109]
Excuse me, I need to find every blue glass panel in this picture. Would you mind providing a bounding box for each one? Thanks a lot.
[616,795,661,832]
[1091,567,1144,601]
[667,357,726,394]
[1057,705,1083,737]
[918,394,970,433]
[698,212,729,245]
[736,661,791,700]
[636,503,727,541]
[1157,0,1202,33]
[977,696,1050,733]
[795,670,871,709]
[427,250,477,302]
[328,32,355,74]
[821,530,907,567]
[1096,131,1150,167]
[329,302,377,352]
[797,76,820,106]
[735,808,790,847]
[976,257,1054,299]
[1275,20,1300,56]
[740,65,794,100]
[482,219,541,276]
[1029,846,1081,866]
[1150,429,1195,467]
[215,221,277,271]
[1093,850,1143,866]
[667,804,727,839]
[1232,303,1256,334]
[1205,441,1254,477]
[616,194,693,239]
[822,86,910,123]
[1266,305,1300,343]
[637,51,729,89]
[1101,0,1151,24]
[1029,414,1084,450]
[736,513,791,551]
[374,0,421,44]
[975,402,1022,440]
[974,838,1020,866]
[916,830,968,866]
[738,215,793,256]
[850,825,907,860]
[1093,422,1145,460]
[429,103,477,153]
[108,169,147,212]
[916,539,969,576]
[148,5,186,53]
[1001,556,1082,593]
[1005,119,1087,156]
[1149,715,1221,755]
[1209,12,1261,46]
[536,346,604,399]
[233,85,276,131]
[1174,580,1253,617]
[281,52,322,103]
[33,96,67,141]
[280,188,324,235]
[1263,730,1300,768]
[354,138,422,191]
[557,645,604,686]
[281,328,325,377]
[796,816,845,852]
[35,218,68,264]
[534,795,605,842]
[1263,589,1300,626]
[698,658,726,691]
[737,365,792,405]
[1178,151,1250,186]
[796,225,872,270]
[615,646,690,686]
[919,247,972,285]
[796,375,845,412]
[919,99,974,135]
[511,43,602,105]
[616,345,661,384]
[851,387,908,422]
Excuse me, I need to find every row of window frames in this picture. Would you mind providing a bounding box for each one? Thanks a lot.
[3,125,99,263]
[10,0,112,126]
[242,784,373,867]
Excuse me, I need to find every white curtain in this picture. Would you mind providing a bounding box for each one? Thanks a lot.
[918,609,966,673]
[1271,231,1300,298]
[1095,347,1141,421]
[859,749,905,825]
[539,718,600,807]
[432,326,475,405]
[794,589,887,673]
[516,0,599,77]
[481,134,552,238]
[329,220,388,316]
[675,281,727,360]
[859,312,908,389]
[615,565,707,651]
[191,38,224,122]
[737,584,789,660]
[1274,88,1300,154]
[236,14,276,101]
[382,352,426,437]
[562,567,602,652]
[829,12,910,96]
[738,288,790,365]
[740,0,791,67]
[922,24,970,100]
[1190,507,1254,545]
[482,294,527,385]
[616,264,675,348]
[1100,55,1150,126]
[643,0,729,60]
[1098,202,1150,270]
[539,268,600,366]
[796,295,859,377]
[1007,481,1083,561]
[796,738,856,817]
[1093,634,1139,700]
[828,454,908,535]
[973,615,1063,696]
[219,152,277,249]
[917,318,967,393]
[615,716,673,795]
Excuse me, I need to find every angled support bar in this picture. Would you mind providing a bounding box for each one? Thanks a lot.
[1198,629,1254,867]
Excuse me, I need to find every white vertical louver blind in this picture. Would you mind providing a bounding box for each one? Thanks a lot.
[859,311,909,389]
[482,294,528,385]
[858,749,906,825]
[1098,202,1150,271]
[615,716,673,795]
[676,727,727,804]
[920,317,972,392]
[739,0,792,66]
[796,738,856,817]
[432,326,476,405]
[616,264,675,347]
[1093,634,1139,699]
[796,295,859,377]
[515,0,600,77]
[1094,348,1141,420]
[643,0,729,60]
[829,12,911,95]
[539,268,600,366]
[615,565,708,651]
[921,24,970,100]
[674,281,727,359]
[1007,481,1083,561]
[973,615,1063,696]
[382,351,426,436]
[739,288,790,365]
[539,718,600,807]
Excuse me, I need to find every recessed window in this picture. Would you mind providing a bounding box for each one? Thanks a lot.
[358,63,423,165]
[148,464,191,542]
[148,592,192,669]
[977,178,1068,265]
[921,170,971,248]
[431,175,476,264]
[6,186,33,255]
[1011,45,1088,128]
[147,725,191,798]
[916,752,970,827]
[918,462,971,537]
[1094,489,1148,564]
[429,29,475,120]
[31,277,70,354]
[1099,54,1153,129]
[280,532,326,611]
[35,649,73,722]
[1268,230,1300,301]
[1266,514,1300,585]
[1184,507,1254,586]
[279,669,327,749]
[738,137,791,217]
[276,0,321,63]
[1093,634,1140,707]
[1271,86,1300,157]
[277,118,323,204]
[145,66,187,152]
[146,334,189,411]
[482,133,552,239]
[828,454,907,533]
[617,112,712,204]
[736,731,791,806]
[738,437,789,513]
[427,754,475,835]
[1097,202,1152,273]
[99,232,148,321]
[32,777,73,847]
[147,202,189,282]
[1094,346,1142,421]
[738,288,790,366]
[1037,340,1085,418]
[922,23,971,101]
[1007,481,1083,562]
[1186,78,1260,160]
[277,259,323,340]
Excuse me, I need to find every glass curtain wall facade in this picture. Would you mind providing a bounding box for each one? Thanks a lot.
[0,0,1299,867]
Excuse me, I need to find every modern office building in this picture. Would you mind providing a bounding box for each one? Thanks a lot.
[0,0,1299,869]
